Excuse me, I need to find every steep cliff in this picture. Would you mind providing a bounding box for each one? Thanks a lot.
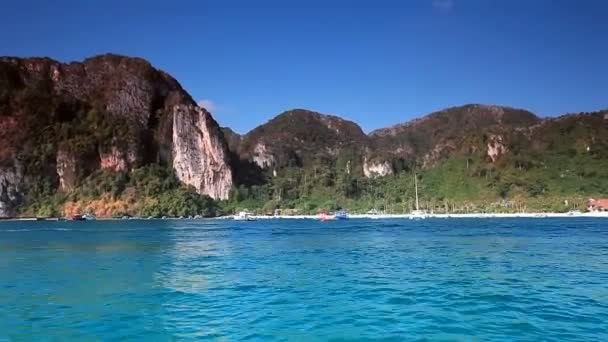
[0,54,232,216]
[171,105,232,200]
[0,164,22,217]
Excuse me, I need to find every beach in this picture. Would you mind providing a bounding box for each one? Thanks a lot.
[223,211,608,220]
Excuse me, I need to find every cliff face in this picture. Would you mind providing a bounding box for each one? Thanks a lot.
[171,105,232,199]
[363,158,393,178]
[0,54,233,216]
[0,164,22,217]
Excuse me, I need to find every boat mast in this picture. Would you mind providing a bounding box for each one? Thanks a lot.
[414,173,419,211]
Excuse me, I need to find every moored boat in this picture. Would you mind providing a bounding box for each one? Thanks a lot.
[368,209,381,219]
[234,211,256,221]
[82,213,97,221]
[334,211,349,220]
[409,173,427,220]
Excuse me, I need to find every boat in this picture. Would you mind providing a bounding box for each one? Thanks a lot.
[409,173,427,220]
[82,213,96,221]
[70,214,85,221]
[368,209,381,219]
[234,211,256,221]
[334,211,349,220]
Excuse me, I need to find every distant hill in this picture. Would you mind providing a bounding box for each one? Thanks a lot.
[369,104,540,168]
[234,109,369,177]
[224,105,607,214]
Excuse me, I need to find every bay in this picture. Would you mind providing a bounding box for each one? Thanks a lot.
[1,218,607,341]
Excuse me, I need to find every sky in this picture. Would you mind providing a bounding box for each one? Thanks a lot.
[1,0,607,133]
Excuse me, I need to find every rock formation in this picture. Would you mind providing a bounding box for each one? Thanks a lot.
[0,164,22,217]
[171,105,232,200]
[0,54,233,216]
[363,158,393,178]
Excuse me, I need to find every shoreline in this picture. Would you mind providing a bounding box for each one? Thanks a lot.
[221,212,608,220]
[1,212,607,222]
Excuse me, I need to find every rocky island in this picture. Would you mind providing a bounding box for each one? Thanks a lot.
[1,54,606,218]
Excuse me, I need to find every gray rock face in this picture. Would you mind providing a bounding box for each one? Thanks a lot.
[0,164,22,217]
[56,148,77,192]
[171,105,233,200]
[363,158,393,178]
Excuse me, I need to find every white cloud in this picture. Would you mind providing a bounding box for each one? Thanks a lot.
[197,99,217,113]
[432,0,454,12]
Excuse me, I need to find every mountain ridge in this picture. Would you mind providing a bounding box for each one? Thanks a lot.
[1,53,606,217]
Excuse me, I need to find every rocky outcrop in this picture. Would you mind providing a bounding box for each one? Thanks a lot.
[487,135,507,162]
[0,164,22,217]
[363,158,393,178]
[56,148,77,192]
[171,105,233,200]
[99,142,138,172]
[251,143,275,169]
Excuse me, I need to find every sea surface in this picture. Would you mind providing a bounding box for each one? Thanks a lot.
[0,218,607,341]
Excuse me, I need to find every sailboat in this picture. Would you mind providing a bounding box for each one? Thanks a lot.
[409,173,427,220]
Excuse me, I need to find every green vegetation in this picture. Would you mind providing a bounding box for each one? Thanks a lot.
[6,92,606,218]
[223,109,607,215]
[20,166,220,218]
[224,141,606,215]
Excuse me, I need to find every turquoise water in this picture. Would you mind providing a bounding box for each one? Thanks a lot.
[1,219,607,341]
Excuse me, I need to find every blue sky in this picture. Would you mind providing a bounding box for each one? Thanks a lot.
[2,0,607,133]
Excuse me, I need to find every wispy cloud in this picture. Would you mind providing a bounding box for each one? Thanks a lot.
[432,0,454,12]
[197,99,217,113]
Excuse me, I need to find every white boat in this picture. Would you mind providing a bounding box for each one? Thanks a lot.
[368,209,381,219]
[82,213,97,221]
[234,211,256,221]
[409,173,427,220]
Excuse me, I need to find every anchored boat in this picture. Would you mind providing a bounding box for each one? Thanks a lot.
[409,173,427,220]
[334,211,349,220]
[234,211,256,221]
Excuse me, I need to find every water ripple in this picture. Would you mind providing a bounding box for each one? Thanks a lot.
[0,218,607,340]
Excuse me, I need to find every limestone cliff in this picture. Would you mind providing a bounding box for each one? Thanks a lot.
[0,54,233,216]
[363,158,393,178]
[0,164,22,217]
[171,105,232,200]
